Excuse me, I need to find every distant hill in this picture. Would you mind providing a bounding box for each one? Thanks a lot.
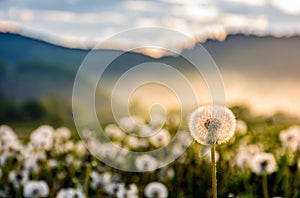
[0,32,300,102]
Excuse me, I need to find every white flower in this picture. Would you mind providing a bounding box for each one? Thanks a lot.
[99,172,113,185]
[119,116,144,132]
[127,184,138,198]
[104,182,125,196]
[23,180,49,198]
[0,125,19,151]
[250,152,277,175]
[74,141,87,156]
[279,126,300,152]
[171,144,185,158]
[144,182,168,198]
[126,136,140,149]
[135,154,158,171]
[149,114,165,128]
[56,188,84,198]
[30,125,54,150]
[47,159,59,169]
[149,129,171,148]
[9,170,29,188]
[105,124,126,140]
[24,151,46,173]
[236,151,252,169]
[176,131,193,147]
[139,125,155,137]
[189,105,236,145]
[235,120,248,134]
[235,144,262,169]
[54,127,71,142]
[90,171,101,189]
[62,141,75,152]
[159,168,175,180]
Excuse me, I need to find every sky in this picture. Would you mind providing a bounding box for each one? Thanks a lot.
[1,0,300,51]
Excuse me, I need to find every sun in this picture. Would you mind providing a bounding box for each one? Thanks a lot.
[138,47,167,58]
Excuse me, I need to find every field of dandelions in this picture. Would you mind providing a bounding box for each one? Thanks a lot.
[1,106,300,198]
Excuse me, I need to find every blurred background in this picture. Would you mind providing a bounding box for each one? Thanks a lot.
[1,0,300,127]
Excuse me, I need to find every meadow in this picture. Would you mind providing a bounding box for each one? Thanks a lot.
[1,105,300,198]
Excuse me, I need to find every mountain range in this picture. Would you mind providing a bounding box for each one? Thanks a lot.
[0,32,299,103]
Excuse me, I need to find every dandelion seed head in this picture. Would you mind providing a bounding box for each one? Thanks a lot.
[23,180,49,198]
[250,152,277,175]
[56,188,84,198]
[135,154,158,171]
[149,129,171,148]
[144,182,168,198]
[235,120,248,134]
[279,125,300,152]
[127,184,139,197]
[189,105,236,145]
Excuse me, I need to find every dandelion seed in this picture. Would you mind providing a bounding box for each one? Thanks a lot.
[279,125,300,152]
[149,114,165,128]
[30,125,54,150]
[119,116,144,132]
[149,129,171,148]
[47,159,59,169]
[139,125,155,137]
[54,127,71,143]
[126,136,140,149]
[135,154,158,171]
[23,180,49,198]
[74,141,87,156]
[90,171,101,189]
[250,152,277,175]
[105,124,126,140]
[236,151,252,169]
[144,182,168,198]
[127,184,139,198]
[189,105,236,145]
[56,188,84,198]
[176,131,193,147]
[104,182,125,197]
[235,120,248,134]
[24,151,46,173]
[9,170,29,189]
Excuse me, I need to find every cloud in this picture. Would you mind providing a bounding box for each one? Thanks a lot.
[271,0,300,15]
[122,1,161,12]
[221,0,266,7]
[222,14,268,31]
[0,0,300,54]
[170,4,219,22]
[6,7,125,24]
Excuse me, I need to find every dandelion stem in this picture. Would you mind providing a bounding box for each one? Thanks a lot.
[262,174,269,198]
[211,145,217,198]
[84,163,91,198]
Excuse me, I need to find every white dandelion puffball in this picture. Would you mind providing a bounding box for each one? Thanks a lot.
[56,188,84,198]
[250,152,277,175]
[135,154,158,171]
[235,120,248,134]
[144,182,168,198]
[189,105,236,145]
[149,129,171,148]
[23,180,49,198]
[279,125,300,152]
